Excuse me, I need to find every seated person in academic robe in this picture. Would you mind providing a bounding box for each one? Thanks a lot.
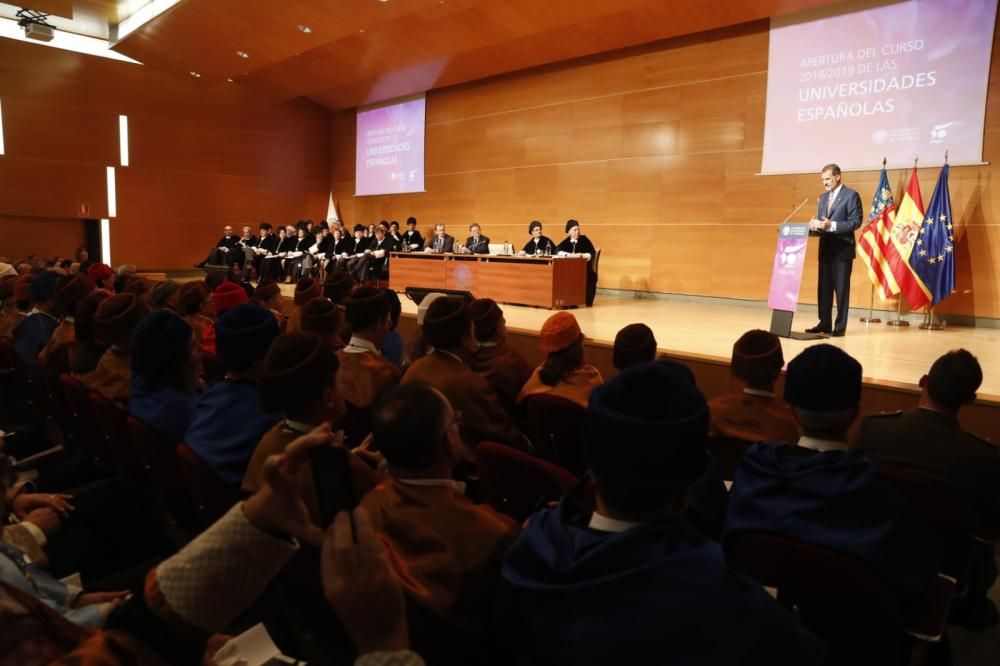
[403,298,527,453]
[855,348,1000,627]
[520,220,555,256]
[708,329,799,444]
[128,310,202,446]
[300,297,346,352]
[336,287,402,411]
[242,331,382,501]
[176,280,214,347]
[78,294,150,409]
[323,228,350,274]
[184,303,281,486]
[611,322,657,371]
[68,291,110,375]
[195,224,241,268]
[461,223,490,254]
[404,292,446,367]
[12,271,62,364]
[363,383,519,663]
[464,298,533,414]
[345,227,374,279]
[402,216,424,251]
[555,219,598,306]
[0,273,26,338]
[258,226,297,282]
[200,281,248,356]
[286,277,322,333]
[283,227,313,283]
[148,279,179,312]
[323,268,354,306]
[495,361,827,665]
[387,220,404,245]
[0,536,125,629]
[518,311,603,410]
[248,222,279,278]
[424,223,455,254]
[251,279,288,331]
[349,227,396,281]
[85,263,115,293]
[0,428,425,666]
[234,225,257,272]
[121,276,151,306]
[38,274,94,372]
[381,289,404,368]
[723,344,940,603]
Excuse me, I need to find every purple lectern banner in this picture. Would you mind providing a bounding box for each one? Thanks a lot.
[767,223,811,311]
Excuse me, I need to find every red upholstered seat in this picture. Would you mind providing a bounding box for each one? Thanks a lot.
[175,442,240,529]
[726,532,953,665]
[89,390,149,489]
[873,460,977,590]
[521,393,587,475]
[127,415,200,537]
[59,373,111,462]
[477,441,578,522]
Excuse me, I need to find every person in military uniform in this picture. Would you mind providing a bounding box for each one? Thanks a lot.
[855,348,999,628]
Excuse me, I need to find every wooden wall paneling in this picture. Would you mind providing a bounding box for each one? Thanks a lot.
[0,216,87,262]
[331,19,1000,319]
[0,157,108,220]
[1,98,118,166]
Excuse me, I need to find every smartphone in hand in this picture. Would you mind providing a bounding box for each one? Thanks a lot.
[310,444,358,528]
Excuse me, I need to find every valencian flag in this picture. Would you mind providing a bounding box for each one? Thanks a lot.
[856,167,898,300]
[908,164,955,307]
[885,167,931,310]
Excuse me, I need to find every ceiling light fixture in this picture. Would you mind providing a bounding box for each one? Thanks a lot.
[226,78,234,82]
[298,24,312,33]
[190,71,201,77]
[236,50,249,58]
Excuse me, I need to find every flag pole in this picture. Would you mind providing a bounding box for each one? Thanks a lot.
[859,285,881,323]
[886,296,909,327]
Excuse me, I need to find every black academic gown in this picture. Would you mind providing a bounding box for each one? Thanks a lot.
[403,229,424,250]
[522,236,555,255]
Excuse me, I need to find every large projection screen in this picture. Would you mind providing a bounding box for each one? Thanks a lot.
[761,0,998,174]
[355,94,426,196]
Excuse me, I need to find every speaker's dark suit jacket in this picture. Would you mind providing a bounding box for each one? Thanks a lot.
[814,186,863,262]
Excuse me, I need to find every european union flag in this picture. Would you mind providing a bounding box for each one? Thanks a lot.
[908,165,955,307]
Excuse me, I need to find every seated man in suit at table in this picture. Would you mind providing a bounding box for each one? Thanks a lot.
[424,223,455,254]
[462,223,491,254]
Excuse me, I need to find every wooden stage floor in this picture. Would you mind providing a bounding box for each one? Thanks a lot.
[397,294,1000,404]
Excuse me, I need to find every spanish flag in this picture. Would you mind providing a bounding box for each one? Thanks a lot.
[884,167,931,310]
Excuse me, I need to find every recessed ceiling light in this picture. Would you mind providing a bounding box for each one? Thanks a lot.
[298,24,312,33]
[236,50,249,58]
[378,0,389,3]
[226,78,234,83]
[190,71,201,77]
[359,28,365,33]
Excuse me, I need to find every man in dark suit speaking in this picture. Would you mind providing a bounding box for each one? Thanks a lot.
[806,164,862,337]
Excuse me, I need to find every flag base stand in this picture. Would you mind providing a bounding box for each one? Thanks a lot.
[918,308,945,330]
[859,286,881,323]
[769,309,828,340]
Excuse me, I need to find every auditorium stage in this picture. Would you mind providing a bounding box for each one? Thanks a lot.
[396,293,1000,404]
